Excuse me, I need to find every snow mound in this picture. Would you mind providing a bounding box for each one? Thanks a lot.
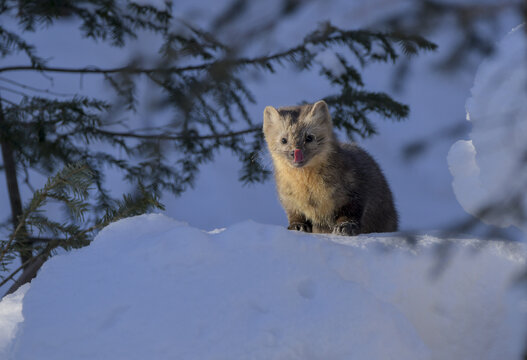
[0,284,28,357]
[448,24,527,233]
[5,214,527,359]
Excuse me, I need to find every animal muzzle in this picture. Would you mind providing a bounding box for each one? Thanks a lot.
[294,149,304,163]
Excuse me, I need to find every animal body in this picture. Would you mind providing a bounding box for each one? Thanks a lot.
[263,100,398,236]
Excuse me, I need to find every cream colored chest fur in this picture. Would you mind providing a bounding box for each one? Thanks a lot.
[274,161,338,226]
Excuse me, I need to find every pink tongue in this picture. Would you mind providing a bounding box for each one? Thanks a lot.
[294,149,304,163]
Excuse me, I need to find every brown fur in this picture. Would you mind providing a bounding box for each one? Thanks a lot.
[263,100,398,235]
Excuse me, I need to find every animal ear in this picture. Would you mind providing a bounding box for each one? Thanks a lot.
[309,100,331,124]
[263,106,280,134]
[264,106,280,123]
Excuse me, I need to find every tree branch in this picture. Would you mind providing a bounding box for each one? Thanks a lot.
[2,245,51,297]
[0,29,312,75]
[92,126,261,141]
[0,45,300,74]
[1,236,66,243]
[0,76,75,97]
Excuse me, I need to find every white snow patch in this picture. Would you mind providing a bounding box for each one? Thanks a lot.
[0,284,29,356]
[3,214,526,360]
[448,24,527,233]
[207,227,226,234]
[447,140,487,217]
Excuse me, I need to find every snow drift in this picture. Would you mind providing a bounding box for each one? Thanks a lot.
[448,24,527,234]
[0,284,28,358]
[2,214,526,359]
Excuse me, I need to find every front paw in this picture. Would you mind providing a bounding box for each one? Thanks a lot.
[333,221,360,236]
[288,222,312,233]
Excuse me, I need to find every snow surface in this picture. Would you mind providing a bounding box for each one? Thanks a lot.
[0,284,28,358]
[2,214,526,359]
[448,25,527,233]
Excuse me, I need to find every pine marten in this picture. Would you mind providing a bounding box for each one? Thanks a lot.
[263,100,398,236]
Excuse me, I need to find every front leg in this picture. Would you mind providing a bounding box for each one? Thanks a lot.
[332,199,363,236]
[287,212,312,233]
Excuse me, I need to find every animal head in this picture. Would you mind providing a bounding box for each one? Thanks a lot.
[263,100,335,168]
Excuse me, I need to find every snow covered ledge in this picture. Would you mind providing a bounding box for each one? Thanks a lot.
[2,213,527,359]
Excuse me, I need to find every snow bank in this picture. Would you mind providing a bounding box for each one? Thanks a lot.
[0,284,28,357]
[4,214,527,359]
[448,25,527,233]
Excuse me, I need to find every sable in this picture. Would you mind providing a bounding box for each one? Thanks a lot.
[263,100,398,235]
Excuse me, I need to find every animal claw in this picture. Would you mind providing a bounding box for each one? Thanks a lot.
[333,221,360,236]
[288,222,312,233]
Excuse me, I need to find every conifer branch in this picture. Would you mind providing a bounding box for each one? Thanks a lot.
[0,244,50,291]
[0,29,436,75]
[0,254,33,289]
[0,163,164,290]
[91,126,260,141]
[0,76,75,97]
[0,164,92,268]
[2,243,52,296]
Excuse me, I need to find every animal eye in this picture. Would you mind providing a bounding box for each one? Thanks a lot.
[305,134,314,143]
[281,138,288,144]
